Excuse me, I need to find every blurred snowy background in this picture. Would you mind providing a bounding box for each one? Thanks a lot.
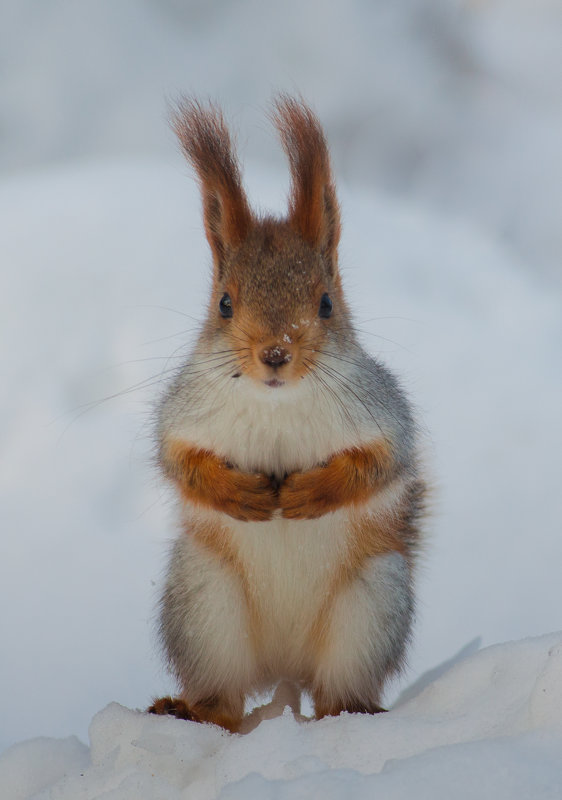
[1,0,561,756]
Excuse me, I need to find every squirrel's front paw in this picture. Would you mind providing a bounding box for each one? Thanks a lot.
[279,467,335,519]
[219,470,279,522]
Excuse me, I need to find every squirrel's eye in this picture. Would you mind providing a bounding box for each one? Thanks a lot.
[318,293,333,319]
[219,293,233,318]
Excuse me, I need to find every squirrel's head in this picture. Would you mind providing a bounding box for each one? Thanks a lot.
[173,96,351,389]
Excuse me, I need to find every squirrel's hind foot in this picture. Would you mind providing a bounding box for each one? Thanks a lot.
[148,696,201,722]
[148,694,242,733]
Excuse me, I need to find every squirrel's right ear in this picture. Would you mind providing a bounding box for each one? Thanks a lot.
[172,99,252,278]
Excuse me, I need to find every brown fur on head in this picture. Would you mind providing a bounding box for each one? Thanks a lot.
[172,96,348,387]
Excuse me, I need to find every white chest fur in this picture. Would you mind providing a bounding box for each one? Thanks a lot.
[167,372,367,476]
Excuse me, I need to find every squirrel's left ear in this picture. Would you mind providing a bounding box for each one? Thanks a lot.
[273,96,341,274]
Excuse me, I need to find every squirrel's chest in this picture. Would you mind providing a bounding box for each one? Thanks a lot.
[173,377,358,475]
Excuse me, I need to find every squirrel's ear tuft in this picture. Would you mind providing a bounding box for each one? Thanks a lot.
[273,95,341,270]
[171,98,252,277]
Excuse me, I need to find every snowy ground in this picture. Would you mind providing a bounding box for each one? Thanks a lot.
[1,1,561,797]
[3,633,562,798]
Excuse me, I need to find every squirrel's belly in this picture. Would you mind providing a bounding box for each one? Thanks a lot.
[189,508,351,675]
[233,512,350,675]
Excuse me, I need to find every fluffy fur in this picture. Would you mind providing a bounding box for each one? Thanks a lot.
[149,96,426,732]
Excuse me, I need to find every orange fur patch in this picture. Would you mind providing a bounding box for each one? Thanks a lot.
[148,694,243,733]
[148,696,201,722]
[188,517,241,569]
[161,438,279,521]
[189,693,245,733]
[313,692,386,719]
[280,440,395,519]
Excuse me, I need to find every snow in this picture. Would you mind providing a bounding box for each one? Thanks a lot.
[1,1,562,797]
[2,634,562,798]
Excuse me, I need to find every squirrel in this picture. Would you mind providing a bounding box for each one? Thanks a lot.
[148,96,426,733]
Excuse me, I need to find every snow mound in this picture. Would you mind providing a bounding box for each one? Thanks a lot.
[3,633,561,799]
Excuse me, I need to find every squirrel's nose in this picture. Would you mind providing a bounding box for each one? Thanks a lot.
[260,345,292,368]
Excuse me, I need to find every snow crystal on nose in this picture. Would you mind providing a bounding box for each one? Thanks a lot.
[268,345,292,363]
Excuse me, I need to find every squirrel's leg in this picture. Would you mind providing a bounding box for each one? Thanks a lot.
[310,549,414,719]
[150,526,257,733]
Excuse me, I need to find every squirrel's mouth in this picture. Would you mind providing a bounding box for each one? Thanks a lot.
[264,378,285,388]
